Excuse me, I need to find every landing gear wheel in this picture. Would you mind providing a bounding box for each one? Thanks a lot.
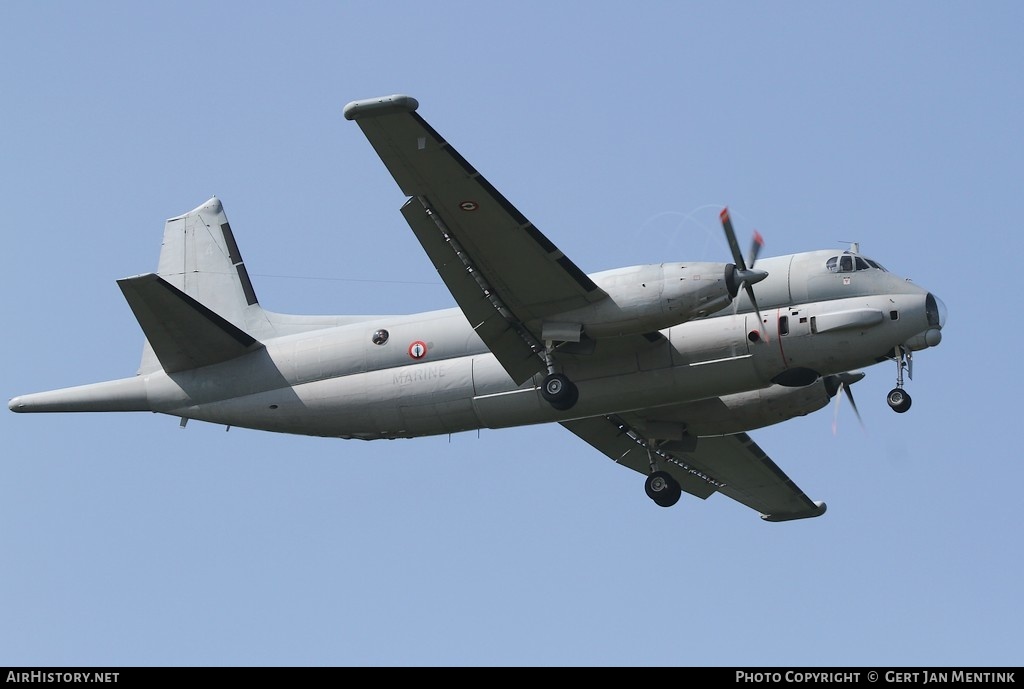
[645,471,682,508]
[887,387,912,413]
[541,373,579,411]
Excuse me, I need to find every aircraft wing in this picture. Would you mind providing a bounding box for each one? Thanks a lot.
[561,415,827,522]
[345,95,608,384]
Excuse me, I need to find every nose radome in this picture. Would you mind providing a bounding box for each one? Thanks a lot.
[927,293,947,329]
[922,293,945,348]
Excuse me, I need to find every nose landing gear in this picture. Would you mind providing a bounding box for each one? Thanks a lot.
[887,345,913,413]
[887,387,911,413]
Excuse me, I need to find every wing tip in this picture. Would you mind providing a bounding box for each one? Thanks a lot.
[760,500,828,522]
[344,94,419,120]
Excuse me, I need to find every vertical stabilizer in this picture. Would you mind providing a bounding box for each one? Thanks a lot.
[137,197,269,373]
[158,197,258,316]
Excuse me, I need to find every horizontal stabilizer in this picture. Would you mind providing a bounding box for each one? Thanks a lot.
[118,273,263,373]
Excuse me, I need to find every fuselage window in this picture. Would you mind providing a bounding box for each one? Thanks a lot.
[372,329,389,345]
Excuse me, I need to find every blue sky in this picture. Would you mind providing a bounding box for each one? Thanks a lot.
[2,2,1021,667]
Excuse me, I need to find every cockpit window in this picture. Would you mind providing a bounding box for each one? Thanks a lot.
[826,252,888,273]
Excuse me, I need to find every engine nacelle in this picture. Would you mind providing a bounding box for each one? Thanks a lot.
[543,262,735,340]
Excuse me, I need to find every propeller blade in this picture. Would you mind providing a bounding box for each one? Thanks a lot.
[744,284,768,343]
[826,371,866,435]
[720,208,747,270]
[721,208,770,339]
[831,382,844,436]
[747,230,764,269]
[843,384,865,430]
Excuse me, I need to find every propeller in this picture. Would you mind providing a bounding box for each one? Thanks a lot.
[824,371,866,435]
[720,207,768,334]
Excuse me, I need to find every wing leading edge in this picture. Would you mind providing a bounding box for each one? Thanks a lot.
[561,415,826,522]
[344,94,608,384]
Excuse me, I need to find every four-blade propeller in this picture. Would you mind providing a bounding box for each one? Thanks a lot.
[720,207,768,334]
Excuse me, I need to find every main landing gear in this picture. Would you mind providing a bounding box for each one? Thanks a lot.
[645,470,682,508]
[887,345,912,413]
[539,340,579,411]
[541,372,579,411]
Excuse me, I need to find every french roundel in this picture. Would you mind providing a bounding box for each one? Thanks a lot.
[408,340,428,360]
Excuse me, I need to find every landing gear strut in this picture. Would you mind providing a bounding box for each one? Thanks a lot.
[887,345,912,413]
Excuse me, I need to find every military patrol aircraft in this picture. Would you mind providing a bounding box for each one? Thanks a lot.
[8,94,946,522]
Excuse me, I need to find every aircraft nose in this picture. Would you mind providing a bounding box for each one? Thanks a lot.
[929,293,947,328]
[927,293,947,328]
[923,292,945,347]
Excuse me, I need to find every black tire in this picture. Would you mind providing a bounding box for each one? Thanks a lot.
[549,382,579,410]
[645,471,682,507]
[887,388,912,413]
[541,373,579,410]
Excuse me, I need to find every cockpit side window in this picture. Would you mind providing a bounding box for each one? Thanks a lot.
[855,257,869,271]
[839,255,853,272]
[826,257,838,272]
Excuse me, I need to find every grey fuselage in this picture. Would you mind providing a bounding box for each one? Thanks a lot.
[11,249,944,440]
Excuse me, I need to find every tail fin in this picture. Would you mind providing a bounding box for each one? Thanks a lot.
[134,197,269,374]
[157,197,260,320]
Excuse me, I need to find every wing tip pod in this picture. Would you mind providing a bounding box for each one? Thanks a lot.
[343,94,419,120]
[760,500,828,522]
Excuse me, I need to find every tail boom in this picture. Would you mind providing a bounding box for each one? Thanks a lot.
[8,376,150,413]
